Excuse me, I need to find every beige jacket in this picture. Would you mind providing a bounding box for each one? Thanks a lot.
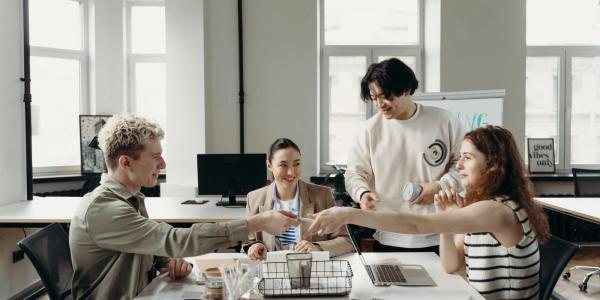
[244,180,354,257]
[69,174,249,300]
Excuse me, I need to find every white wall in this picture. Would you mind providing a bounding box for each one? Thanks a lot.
[89,0,126,114]
[204,0,319,179]
[0,1,40,298]
[440,0,526,153]
[162,0,206,190]
[204,0,240,154]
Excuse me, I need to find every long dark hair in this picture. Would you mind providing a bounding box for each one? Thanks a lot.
[464,126,550,243]
[268,138,301,162]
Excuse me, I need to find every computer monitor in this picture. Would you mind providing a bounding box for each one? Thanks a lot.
[196,154,267,206]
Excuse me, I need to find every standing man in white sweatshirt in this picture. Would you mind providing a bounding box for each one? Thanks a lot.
[345,58,465,253]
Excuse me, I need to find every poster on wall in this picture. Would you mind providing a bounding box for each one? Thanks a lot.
[527,138,555,174]
[79,115,112,174]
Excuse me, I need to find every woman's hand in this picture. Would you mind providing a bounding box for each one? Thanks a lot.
[307,207,352,236]
[247,243,267,260]
[433,189,465,212]
[294,240,322,252]
[159,258,193,281]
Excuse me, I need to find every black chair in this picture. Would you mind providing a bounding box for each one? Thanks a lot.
[539,235,579,300]
[573,168,600,197]
[564,168,600,292]
[18,223,73,300]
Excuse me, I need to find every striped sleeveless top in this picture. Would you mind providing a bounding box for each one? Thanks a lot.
[464,199,540,300]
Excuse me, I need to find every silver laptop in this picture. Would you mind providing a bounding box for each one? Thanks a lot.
[346,224,436,287]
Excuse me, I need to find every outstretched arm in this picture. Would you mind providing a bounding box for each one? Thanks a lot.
[308,201,522,247]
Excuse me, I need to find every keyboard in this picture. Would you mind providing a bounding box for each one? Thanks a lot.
[373,264,406,283]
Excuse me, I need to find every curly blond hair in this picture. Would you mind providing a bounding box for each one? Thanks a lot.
[98,113,164,171]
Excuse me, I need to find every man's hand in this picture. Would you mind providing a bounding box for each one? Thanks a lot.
[360,192,379,210]
[294,240,322,252]
[159,258,193,281]
[411,182,441,205]
[434,189,465,212]
[248,210,300,235]
[307,207,352,236]
[247,243,267,260]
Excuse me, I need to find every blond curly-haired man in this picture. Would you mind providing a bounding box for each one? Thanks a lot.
[69,113,299,299]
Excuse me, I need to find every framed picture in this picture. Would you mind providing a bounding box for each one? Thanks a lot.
[79,115,112,174]
[527,138,556,174]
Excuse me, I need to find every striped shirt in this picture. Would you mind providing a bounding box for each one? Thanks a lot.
[464,199,540,300]
[272,184,300,247]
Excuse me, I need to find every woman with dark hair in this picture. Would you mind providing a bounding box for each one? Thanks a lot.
[243,138,354,260]
[308,126,550,299]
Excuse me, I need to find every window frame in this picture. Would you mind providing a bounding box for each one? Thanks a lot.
[125,0,166,114]
[31,0,89,176]
[526,45,600,171]
[318,0,424,172]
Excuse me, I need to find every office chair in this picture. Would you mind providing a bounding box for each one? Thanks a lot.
[18,223,73,300]
[572,168,600,197]
[563,168,600,292]
[539,235,579,300]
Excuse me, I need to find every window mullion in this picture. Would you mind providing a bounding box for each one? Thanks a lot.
[319,50,330,170]
[80,51,89,115]
[561,50,571,171]
[128,60,137,114]
[367,49,375,119]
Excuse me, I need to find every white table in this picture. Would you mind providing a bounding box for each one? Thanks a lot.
[534,197,600,224]
[136,252,483,300]
[0,196,245,226]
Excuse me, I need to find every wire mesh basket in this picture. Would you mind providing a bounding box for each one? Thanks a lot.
[258,260,353,297]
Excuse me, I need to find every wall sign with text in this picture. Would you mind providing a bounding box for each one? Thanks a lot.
[527,138,555,174]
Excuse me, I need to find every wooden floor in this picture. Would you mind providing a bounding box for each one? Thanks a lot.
[35,248,600,300]
[552,247,600,300]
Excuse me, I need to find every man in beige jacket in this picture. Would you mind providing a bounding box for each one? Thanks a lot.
[69,113,298,299]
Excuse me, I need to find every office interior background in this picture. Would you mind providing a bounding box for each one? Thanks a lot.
[0,0,599,298]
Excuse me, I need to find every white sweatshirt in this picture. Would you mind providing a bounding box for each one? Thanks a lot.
[345,103,465,248]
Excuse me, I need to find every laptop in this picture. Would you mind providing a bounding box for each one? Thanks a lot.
[346,224,436,287]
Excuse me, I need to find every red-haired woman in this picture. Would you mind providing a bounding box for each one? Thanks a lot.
[308,126,549,299]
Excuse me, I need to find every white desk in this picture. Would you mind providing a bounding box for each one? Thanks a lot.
[136,252,483,300]
[0,196,245,227]
[534,197,600,224]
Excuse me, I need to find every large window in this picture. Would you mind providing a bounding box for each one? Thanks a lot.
[320,0,423,168]
[30,0,87,174]
[526,0,600,169]
[126,1,167,157]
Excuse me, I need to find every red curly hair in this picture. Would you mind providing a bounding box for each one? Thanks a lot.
[463,126,550,243]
